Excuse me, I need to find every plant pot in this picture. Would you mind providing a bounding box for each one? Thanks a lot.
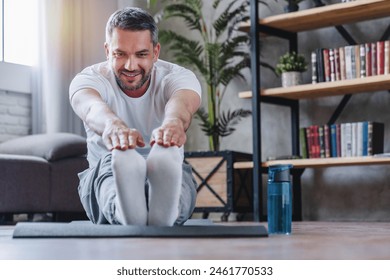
[312,0,325,7]
[284,2,299,13]
[184,150,253,220]
[281,71,302,87]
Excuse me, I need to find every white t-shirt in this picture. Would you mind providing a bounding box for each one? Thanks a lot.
[69,59,202,167]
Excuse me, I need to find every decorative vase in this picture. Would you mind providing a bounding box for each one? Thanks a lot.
[312,0,325,7]
[281,71,302,87]
[284,1,299,13]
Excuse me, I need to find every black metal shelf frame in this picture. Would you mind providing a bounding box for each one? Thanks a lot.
[250,1,390,222]
[250,0,301,222]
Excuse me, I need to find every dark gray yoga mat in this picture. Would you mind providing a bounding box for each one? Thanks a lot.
[12,220,268,238]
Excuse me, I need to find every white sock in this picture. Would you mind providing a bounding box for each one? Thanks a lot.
[111,149,147,225]
[146,145,182,226]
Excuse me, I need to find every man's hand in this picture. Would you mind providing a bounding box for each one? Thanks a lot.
[103,119,145,150]
[150,118,186,148]
[150,89,200,148]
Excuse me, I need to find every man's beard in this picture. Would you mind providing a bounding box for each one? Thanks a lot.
[115,68,151,92]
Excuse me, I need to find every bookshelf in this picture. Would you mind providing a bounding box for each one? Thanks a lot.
[234,156,390,169]
[239,74,390,100]
[240,0,390,33]
[241,0,390,221]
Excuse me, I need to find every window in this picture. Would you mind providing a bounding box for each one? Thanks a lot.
[0,0,39,66]
[0,1,3,62]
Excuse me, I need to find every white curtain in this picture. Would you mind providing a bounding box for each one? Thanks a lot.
[32,0,117,135]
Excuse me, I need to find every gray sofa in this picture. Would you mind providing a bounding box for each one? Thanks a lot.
[0,133,89,222]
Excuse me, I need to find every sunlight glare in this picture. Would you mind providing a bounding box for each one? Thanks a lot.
[4,0,39,66]
[0,1,3,61]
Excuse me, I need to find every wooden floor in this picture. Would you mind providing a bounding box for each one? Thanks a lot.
[1,222,390,259]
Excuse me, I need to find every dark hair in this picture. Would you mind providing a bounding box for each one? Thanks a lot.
[105,7,158,46]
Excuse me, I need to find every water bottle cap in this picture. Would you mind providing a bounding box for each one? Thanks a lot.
[268,164,293,182]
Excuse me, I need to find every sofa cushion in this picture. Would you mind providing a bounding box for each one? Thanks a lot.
[0,133,87,161]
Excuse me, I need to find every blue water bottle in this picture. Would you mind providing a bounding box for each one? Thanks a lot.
[267,164,293,235]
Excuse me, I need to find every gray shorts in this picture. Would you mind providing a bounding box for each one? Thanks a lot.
[77,152,198,225]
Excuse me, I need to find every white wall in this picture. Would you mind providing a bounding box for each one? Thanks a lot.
[0,63,31,93]
[0,89,32,142]
[0,63,32,142]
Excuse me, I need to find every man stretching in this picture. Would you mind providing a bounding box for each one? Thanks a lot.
[69,7,201,226]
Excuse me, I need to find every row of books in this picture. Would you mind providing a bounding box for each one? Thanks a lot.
[311,40,390,84]
[300,122,384,159]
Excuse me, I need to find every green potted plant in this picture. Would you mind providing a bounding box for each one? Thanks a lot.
[159,0,273,152]
[275,51,308,87]
[283,0,305,12]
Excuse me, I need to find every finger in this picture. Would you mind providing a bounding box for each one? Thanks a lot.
[170,133,185,147]
[128,135,137,149]
[110,135,121,150]
[102,134,114,150]
[170,133,180,146]
[155,129,164,145]
[136,133,145,147]
[150,137,156,147]
[137,138,146,147]
[163,131,173,147]
[118,133,129,150]
[176,134,186,147]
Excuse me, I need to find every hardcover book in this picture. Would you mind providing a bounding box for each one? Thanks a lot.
[344,123,352,157]
[339,46,346,80]
[329,48,336,82]
[311,51,318,84]
[365,43,372,77]
[385,40,390,75]
[324,124,331,158]
[323,48,331,82]
[377,41,385,75]
[311,125,320,158]
[330,124,338,158]
[334,48,341,81]
[306,127,313,158]
[344,45,353,80]
[367,122,384,156]
[371,42,377,76]
[357,122,364,157]
[300,127,308,159]
[319,126,325,158]
[316,48,325,83]
[359,44,366,78]
[355,45,361,79]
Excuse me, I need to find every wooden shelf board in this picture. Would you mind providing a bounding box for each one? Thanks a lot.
[239,75,390,100]
[234,156,390,169]
[240,0,390,33]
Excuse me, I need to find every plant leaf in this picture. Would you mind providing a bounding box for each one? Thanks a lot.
[217,109,252,137]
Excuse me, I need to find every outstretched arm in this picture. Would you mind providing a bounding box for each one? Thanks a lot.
[150,89,201,147]
[70,88,145,150]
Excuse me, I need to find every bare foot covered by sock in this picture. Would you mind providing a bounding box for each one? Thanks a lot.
[146,145,182,226]
[111,149,147,225]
